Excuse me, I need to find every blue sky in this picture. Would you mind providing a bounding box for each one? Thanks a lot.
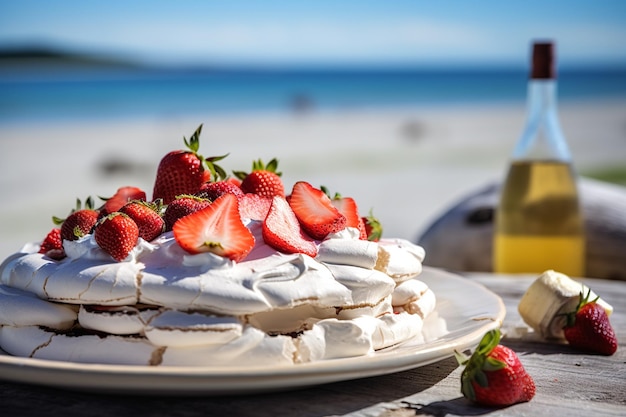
[1,0,625,68]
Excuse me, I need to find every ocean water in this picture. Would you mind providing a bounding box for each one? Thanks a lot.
[1,67,625,124]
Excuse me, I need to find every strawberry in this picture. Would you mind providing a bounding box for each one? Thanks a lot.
[38,228,66,260]
[172,194,255,262]
[119,201,164,242]
[458,329,536,406]
[325,188,363,233]
[226,176,242,188]
[238,193,272,221]
[263,196,318,257]
[101,186,147,215]
[361,211,383,242]
[325,188,370,240]
[562,289,618,355]
[152,124,228,204]
[196,180,244,201]
[288,181,346,240]
[234,158,285,198]
[163,195,211,231]
[54,197,99,241]
[94,212,140,262]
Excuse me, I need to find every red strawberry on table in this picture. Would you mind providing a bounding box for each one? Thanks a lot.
[38,228,66,260]
[563,289,618,355]
[119,201,164,242]
[457,329,536,406]
[263,196,318,257]
[234,158,285,198]
[173,194,255,262]
[54,197,100,242]
[152,124,228,204]
[163,195,211,231]
[101,186,147,215]
[94,212,140,262]
[289,181,346,240]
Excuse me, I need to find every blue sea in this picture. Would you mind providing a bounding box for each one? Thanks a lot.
[1,66,625,124]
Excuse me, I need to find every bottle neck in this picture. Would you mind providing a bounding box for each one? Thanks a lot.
[512,79,572,161]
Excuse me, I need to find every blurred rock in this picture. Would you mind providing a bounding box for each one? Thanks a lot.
[417,178,626,280]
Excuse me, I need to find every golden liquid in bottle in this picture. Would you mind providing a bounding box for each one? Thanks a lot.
[494,160,585,276]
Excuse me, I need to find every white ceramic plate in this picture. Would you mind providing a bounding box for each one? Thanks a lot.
[0,267,505,395]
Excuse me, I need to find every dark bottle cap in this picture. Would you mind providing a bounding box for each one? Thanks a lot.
[530,41,555,79]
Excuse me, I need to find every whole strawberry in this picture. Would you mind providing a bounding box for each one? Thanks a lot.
[152,124,228,204]
[234,158,285,198]
[563,289,618,355]
[54,197,99,241]
[457,329,535,406]
[119,201,164,242]
[163,195,211,231]
[94,212,139,262]
[196,180,244,201]
[101,186,147,215]
[361,211,383,242]
[38,228,66,260]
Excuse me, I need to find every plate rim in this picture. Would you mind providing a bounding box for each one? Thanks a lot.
[0,267,505,394]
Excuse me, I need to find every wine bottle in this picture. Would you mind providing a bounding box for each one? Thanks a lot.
[493,41,585,276]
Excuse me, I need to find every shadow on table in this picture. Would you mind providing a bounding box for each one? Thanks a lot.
[2,357,460,417]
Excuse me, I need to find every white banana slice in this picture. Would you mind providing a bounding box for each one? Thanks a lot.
[518,270,613,339]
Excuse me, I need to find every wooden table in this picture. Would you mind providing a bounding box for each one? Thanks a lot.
[1,272,624,416]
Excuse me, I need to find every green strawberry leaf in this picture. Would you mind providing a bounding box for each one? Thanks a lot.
[483,356,506,371]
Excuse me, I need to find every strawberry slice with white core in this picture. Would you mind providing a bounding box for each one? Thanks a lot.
[263,196,318,257]
[331,196,361,229]
[289,181,347,240]
[238,193,272,221]
[173,194,255,262]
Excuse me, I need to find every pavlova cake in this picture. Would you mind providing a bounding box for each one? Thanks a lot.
[0,124,435,367]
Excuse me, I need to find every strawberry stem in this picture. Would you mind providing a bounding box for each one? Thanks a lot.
[184,124,202,154]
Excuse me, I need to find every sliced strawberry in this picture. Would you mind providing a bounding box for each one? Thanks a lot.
[263,196,317,257]
[94,212,139,262]
[173,194,255,262]
[119,201,164,241]
[101,186,147,215]
[163,195,211,231]
[289,181,346,240]
[330,196,361,229]
[238,193,272,221]
[357,217,368,240]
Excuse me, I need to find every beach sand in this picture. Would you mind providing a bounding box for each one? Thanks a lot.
[0,99,624,261]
